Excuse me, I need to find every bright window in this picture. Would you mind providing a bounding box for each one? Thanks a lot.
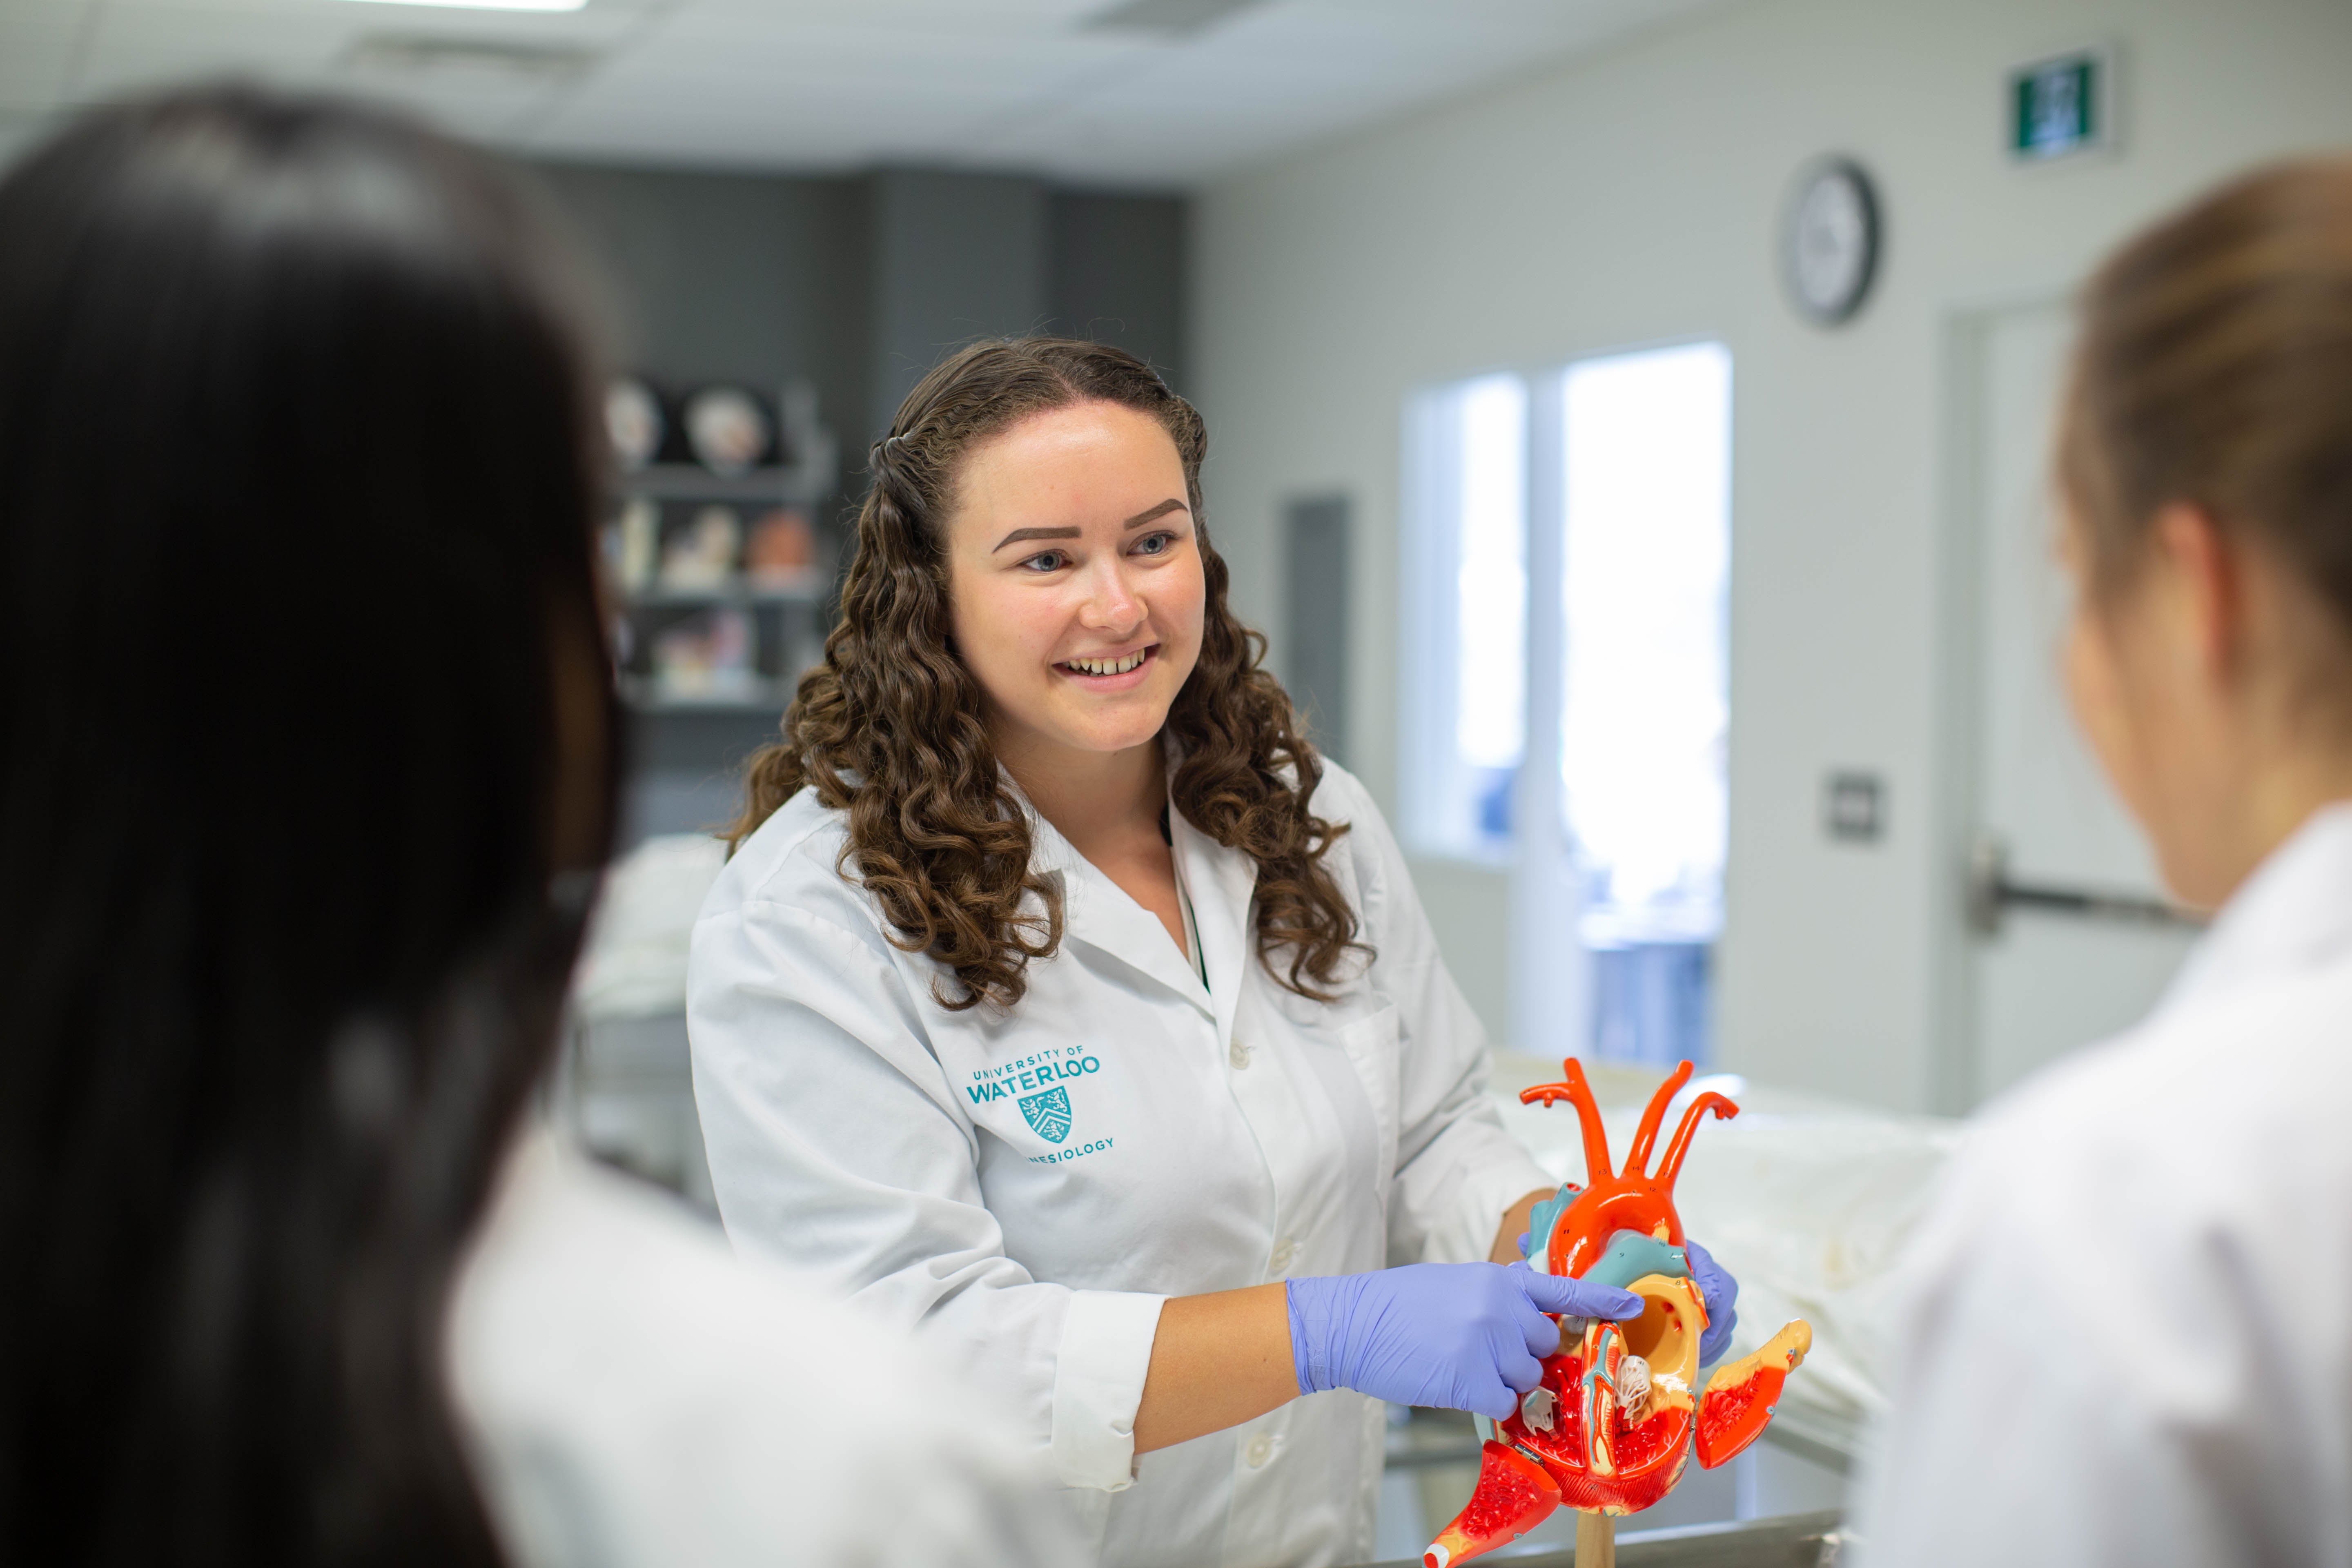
[1399,345,1731,1068]
[1401,373,1528,860]
[1558,341,1731,1064]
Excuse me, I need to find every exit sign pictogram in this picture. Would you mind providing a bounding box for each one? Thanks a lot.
[2010,47,2112,162]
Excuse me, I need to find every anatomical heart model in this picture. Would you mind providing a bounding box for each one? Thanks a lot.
[1423,1060,1813,1568]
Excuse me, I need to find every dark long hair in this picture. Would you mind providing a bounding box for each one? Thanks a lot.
[729,337,1361,1010]
[0,88,619,1564]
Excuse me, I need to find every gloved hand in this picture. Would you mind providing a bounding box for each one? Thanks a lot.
[1686,1239,1739,1365]
[1287,1261,1641,1421]
[1516,1229,1740,1365]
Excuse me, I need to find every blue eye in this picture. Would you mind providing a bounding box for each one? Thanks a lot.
[1022,551,1068,572]
[1134,532,1176,557]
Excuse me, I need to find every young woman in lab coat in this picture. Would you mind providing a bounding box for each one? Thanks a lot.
[0,88,1067,1568]
[1857,160,2352,1564]
[691,338,1735,1566]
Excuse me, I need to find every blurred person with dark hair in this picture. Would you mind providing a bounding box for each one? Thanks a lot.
[1857,158,2352,1566]
[0,86,1070,1568]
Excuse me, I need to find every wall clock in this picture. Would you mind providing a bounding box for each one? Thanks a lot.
[1782,157,1881,325]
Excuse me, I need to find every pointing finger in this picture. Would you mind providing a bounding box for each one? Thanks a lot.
[1518,1266,1641,1322]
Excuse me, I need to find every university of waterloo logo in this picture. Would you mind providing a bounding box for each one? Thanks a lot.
[1018,1086,1072,1145]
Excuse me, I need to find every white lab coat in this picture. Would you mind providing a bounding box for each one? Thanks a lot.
[688,760,1552,1568]
[1853,804,2352,1567]
[446,1129,1077,1568]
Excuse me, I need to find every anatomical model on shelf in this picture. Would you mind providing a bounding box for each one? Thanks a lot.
[1423,1060,1813,1568]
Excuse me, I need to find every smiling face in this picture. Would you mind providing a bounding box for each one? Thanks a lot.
[943,399,1205,768]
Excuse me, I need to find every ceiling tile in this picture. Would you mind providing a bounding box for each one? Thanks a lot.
[20,0,1734,184]
[0,9,85,114]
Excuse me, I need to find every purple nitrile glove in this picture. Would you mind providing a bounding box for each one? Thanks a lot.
[1286,1261,1642,1421]
[1686,1239,1739,1365]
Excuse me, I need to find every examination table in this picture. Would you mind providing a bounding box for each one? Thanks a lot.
[567,837,1953,1559]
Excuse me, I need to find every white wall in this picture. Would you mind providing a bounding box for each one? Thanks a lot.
[1191,0,2352,1111]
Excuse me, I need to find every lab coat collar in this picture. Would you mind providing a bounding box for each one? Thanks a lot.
[1006,762,1253,1024]
[2159,800,2352,1013]
[1168,800,1258,1047]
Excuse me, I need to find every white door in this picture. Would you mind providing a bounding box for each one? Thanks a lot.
[1956,299,2201,1108]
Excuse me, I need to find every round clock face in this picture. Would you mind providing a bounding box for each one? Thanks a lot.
[1784,159,1880,324]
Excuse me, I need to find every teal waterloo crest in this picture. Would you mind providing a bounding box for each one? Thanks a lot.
[1019,1086,1072,1144]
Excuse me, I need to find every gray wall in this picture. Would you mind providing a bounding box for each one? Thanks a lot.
[1053,190,1188,388]
[1192,0,2352,1107]
[1283,494,1353,768]
[535,162,873,466]
[869,173,1191,432]
[869,170,1051,434]
[532,159,1188,843]
[539,160,1188,453]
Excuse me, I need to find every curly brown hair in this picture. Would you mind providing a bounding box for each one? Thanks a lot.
[728,337,1362,1010]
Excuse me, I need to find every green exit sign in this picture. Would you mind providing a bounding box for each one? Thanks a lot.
[2010,47,2112,161]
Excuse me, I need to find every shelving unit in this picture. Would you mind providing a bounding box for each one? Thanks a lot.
[622,463,832,507]
[617,673,802,712]
[610,380,837,714]
[627,573,825,609]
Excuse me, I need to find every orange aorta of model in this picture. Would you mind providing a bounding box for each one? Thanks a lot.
[1423,1060,1814,1568]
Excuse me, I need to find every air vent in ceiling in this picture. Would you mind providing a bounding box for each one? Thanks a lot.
[342,34,599,82]
[1084,0,1270,38]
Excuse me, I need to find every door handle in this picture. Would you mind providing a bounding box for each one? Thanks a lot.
[1966,835,2205,937]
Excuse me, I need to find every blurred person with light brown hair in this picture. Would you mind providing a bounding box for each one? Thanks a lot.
[1856,159,2352,1566]
[0,85,1071,1568]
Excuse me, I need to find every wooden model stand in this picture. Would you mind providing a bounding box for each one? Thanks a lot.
[1575,1510,1614,1568]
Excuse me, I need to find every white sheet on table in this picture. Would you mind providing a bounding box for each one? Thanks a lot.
[1490,1055,1962,1456]
[574,834,728,1022]
[574,852,1953,1454]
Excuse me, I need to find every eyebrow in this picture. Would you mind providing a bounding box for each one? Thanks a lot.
[1124,498,1187,529]
[990,499,1189,553]
[991,526,1080,552]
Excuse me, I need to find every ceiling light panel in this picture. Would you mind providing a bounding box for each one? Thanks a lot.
[1084,0,1270,36]
[680,0,1106,27]
[335,0,588,13]
[528,34,1098,170]
[343,34,599,80]
[583,10,1144,151]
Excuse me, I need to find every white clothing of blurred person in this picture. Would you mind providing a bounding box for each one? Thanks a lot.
[1856,160,2352,1567]
[0,87,1072,1568]
[451,1129,1075,1567]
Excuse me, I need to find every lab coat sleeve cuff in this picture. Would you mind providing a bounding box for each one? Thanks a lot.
[1051,1289,1167,1492]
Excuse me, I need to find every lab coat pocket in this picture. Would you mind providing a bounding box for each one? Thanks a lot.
[1335,1004,1402,1188]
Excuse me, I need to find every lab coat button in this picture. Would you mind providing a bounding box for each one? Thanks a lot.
[1245,1433,1274,1468]
[1270,1237,1298,1271]
[1229,1036,1253,1069]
